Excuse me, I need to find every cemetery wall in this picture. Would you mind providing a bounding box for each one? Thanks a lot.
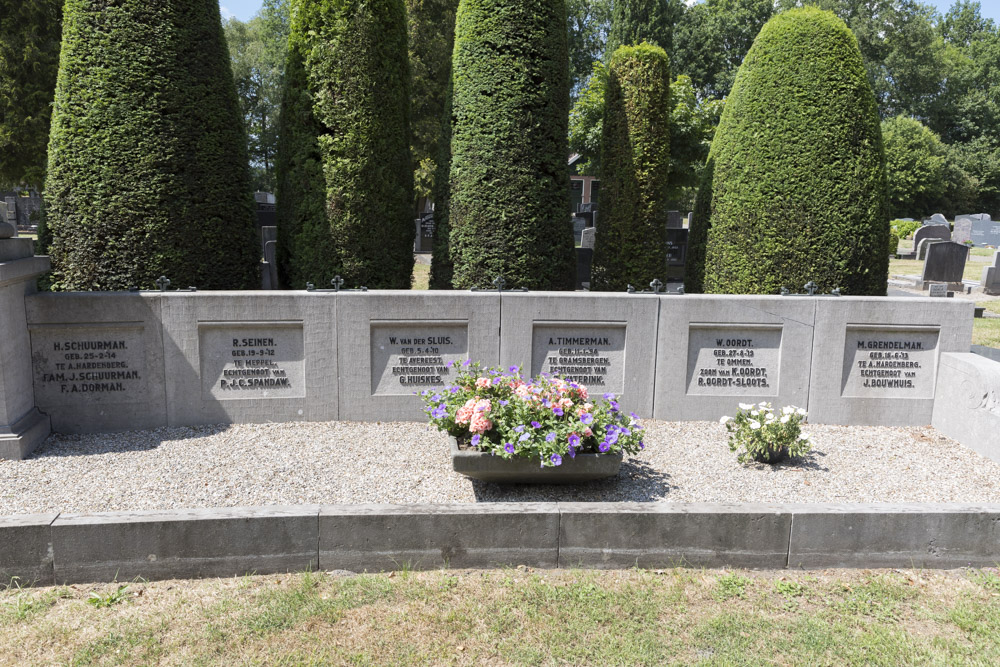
[18,290,973,435]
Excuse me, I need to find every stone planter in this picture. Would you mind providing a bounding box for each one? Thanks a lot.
[450,437,622,483]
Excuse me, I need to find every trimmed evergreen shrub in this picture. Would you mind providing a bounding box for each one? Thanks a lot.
[276,0,414,290]
[685,7,889,296]
[591,43,671,291]
[888,230,899,257]
[448,0,575,290]
[428,81,454,289]
[45,0,257,291]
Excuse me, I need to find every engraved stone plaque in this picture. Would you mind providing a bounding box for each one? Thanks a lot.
[200,322,305,400]
[371,321,468,395]
[841,326,939,399]
[30,324,148,405]
[686,325,782,396]
[530,323,626,393]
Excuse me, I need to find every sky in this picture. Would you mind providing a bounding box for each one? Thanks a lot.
[219,0,1000,25]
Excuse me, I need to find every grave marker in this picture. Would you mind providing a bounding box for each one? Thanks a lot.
[921,241,968,289]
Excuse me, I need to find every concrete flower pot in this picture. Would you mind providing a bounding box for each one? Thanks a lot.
[450,437,622,484]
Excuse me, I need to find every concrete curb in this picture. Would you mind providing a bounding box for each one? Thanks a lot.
[2,503,999,585]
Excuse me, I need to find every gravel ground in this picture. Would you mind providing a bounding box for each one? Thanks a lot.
[2,420,1000,515]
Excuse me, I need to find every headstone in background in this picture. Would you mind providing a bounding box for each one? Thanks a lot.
[254,192,276,231]
[576,209,594,228]
[970,216,1000,247]
[261,240,278,289]
[912,223,951,252]
[580,226,596,249]
[953,216,974,244]
[687,211,694,227]
[665,228,688,280]
[575,247,593,290]
[917,237,948,260]
[3,197,15,222]
[921,241,968,288]
[412,214,434,253]
[922,213,949,226]
[572,216,587,245]
[981,251,1000,295]
[667,210,682,229]
[0,220,14,239]
[579,202,597,213]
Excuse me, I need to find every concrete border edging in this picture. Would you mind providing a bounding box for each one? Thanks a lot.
[2,503,999,585]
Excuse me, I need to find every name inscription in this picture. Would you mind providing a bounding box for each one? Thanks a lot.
[531,324,625,393]
[841,328,938,398]
[31,326,147,404]
[200,324,305,400]
[686,326,781,396]
[371,323,468,395]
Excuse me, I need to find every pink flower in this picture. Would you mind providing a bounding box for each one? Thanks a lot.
[455,398,477,424]
[577,386,589,400]
[583,427,593,437]
[475,377,491,389]
[469,413,493,434]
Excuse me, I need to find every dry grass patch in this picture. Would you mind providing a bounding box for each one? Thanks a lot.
[1,567,999,665]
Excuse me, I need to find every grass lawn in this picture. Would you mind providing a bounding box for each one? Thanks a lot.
[889,257,985,282]
[412,262,430,290]
[2,567,999,664]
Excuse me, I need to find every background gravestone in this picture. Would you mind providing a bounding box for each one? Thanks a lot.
[970,216,1000,247]
[921,241,968,288]
[665,228,688,279]
[912,224,950,251]
[953,216,974,244]
[580,226,596,249]
[917,237,947,260]
[981,251,1000,295]
[923,213,948,226]
[667,211,682,229]
[572,216,587,245]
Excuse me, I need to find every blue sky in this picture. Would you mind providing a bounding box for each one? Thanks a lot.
[219,0,1000,25]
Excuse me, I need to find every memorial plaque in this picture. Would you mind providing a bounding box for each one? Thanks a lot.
[686,325,782,396]
[841,326,938,399]
[970,219,1000,247]
[199,323,305,400]
[371,321,468,395]
[530,323,626,392]
[30,324,148,405]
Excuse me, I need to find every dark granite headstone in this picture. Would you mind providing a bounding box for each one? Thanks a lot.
[413,214,434,253]
[572,216,587,245]
[665,228,688,279]
[912,224,950,250]
[917,237,947,260]
[667,210,683,229]
[579,202,597,213]
[921,242,968,286]
[575,248,593,290]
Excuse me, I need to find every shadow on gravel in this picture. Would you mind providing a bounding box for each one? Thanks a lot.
[25,425,233,459]
[470,459,672,502]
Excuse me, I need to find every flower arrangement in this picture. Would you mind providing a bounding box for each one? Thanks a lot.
[720,402,811,464]
[420,361,644,467]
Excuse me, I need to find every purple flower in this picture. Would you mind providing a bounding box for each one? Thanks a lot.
[493,377,503,385]
[639,440,645,450]
[551,454,562,466]
[629,412,639,420]
[499,400,509,407]
[431,394,442,402]
[599,441,610,453]
[553,407,564,416]
[568,433,581,448]
[508,365,519,374]
[606,431,619,445]
[514,425,524,433]
[580,413,594,425]
[471,434,481,447]
[568,446,576,458]
[519,433,530,442]
[462,359,472,367]
[449,386,460,394]
[610,401,620,413]
[431,405,447,419]
[545,432,556,442]
[542,399,551,408]
[447,360,454,368]
[504,442,515,454]
[531,421,542,429]
[603,392,615,400]
[620,427,631,436]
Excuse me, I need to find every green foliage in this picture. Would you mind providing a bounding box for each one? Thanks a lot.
[673,0,775,99]
[87,585,129,609]
[890,219,921,240]
[714,572,752,600]
[592,43,671,291]
[428,80,454,289]
[722,402,811,464]
[686,7,889,296]
[276,0,414,290]
[449,0,575,290]
[45,0,258,291]
[568,60,608,177]
[566,0,612,98]
[0,0,62,187]
[605,0,683,56]
[888,230,899,256]
[223,0,290,192]
[882,115,946,219]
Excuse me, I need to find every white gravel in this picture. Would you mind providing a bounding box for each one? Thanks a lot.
[2,420,1000,515]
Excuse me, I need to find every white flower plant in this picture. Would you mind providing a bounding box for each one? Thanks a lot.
[719,402,811,464]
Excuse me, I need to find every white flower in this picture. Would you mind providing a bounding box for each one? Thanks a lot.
[758,402,768,408]
[738,403,753,410]
[782,406,794,415]
[796,408,807,416]
[780,415,790,424]
[719,415,731,425]
[799,432,809,440]
[749,420,761,430]
[750,410,759,417]
[765,413,776,422]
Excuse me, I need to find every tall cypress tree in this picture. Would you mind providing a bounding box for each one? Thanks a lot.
[591,43,671,291]
[685,7,888,295]
[449,0,574,290]
[45,0,257,291]
[276,0,414,290]
[605,0,682,57]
